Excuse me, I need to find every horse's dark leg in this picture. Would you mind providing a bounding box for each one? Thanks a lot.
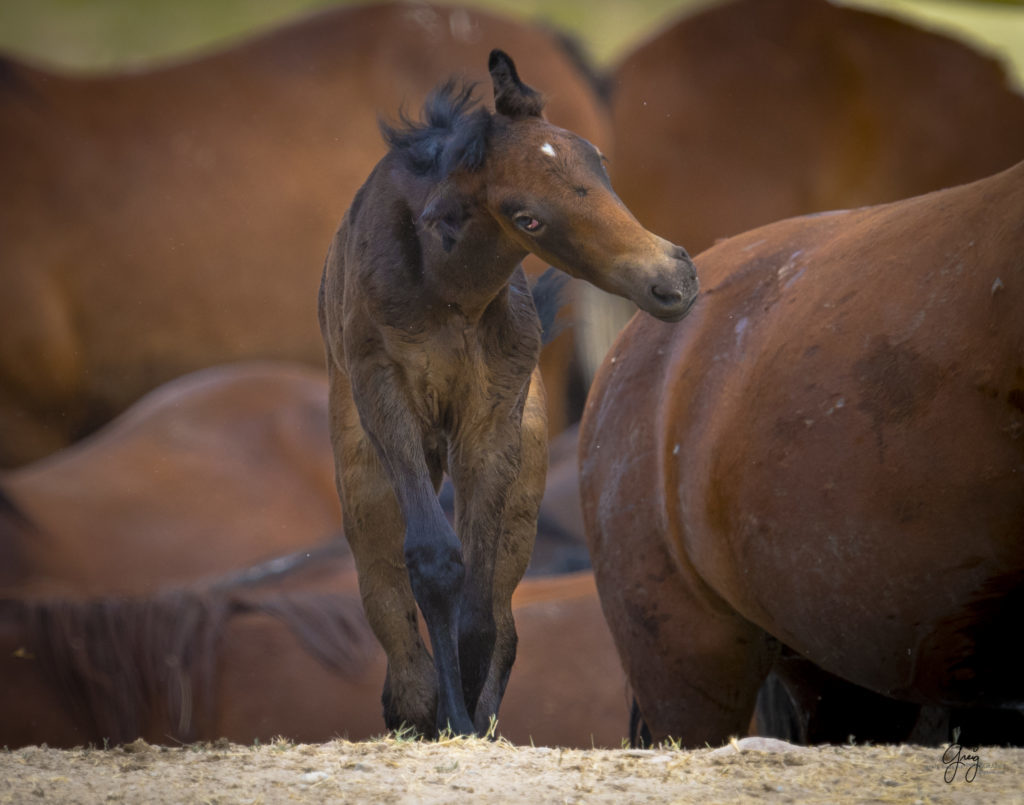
[481,377,549,732]
[400,480,475,736]
[629,698,653,748]
[446,456,506,724]
[452,373,547,732]
[760,653,923,745]
[327,364,472,736]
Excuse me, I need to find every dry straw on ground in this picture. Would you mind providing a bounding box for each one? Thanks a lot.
[2,735,1022,803]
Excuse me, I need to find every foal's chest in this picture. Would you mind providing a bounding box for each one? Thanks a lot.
[391,316,535,429]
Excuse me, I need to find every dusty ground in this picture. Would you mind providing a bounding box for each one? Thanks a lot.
[2,736,1020,804]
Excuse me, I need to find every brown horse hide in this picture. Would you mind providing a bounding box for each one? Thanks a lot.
[581,161,1024,748]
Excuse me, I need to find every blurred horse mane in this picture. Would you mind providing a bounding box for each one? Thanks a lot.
[4,552,375,745]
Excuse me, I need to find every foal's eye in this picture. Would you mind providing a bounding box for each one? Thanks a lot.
[515,215,543,233]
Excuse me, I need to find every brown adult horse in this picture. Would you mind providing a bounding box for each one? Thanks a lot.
[0,3,610,468]
[610,0,1024,256]
[1,362,343,597]
[580,161,1024,748]
[319,50,696,737]
[1,558,627,749]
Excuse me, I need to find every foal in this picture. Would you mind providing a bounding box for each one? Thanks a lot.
[318,50,698,736]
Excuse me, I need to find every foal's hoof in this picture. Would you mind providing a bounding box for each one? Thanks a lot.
[383,703,435,739]
[438,713,477,738]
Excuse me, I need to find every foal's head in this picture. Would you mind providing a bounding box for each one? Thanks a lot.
[387,50,699,322]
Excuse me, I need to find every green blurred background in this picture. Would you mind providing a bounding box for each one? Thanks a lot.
[0,0,1022,85]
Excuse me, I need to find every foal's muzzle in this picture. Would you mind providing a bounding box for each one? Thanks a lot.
[639,248,699,322]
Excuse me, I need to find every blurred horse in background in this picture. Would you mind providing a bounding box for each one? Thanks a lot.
[0,556,627,749]
[612,0,1024,253]
[0,362,343,597]
[1,361,589,598]
[575,0,1024,384]
[0,2,610,467]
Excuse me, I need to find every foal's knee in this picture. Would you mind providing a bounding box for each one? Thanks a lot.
[404,524,464,611]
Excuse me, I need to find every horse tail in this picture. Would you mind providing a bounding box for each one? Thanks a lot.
[531,266,571,346]
[7,590,230,746]
[573,283,637,388]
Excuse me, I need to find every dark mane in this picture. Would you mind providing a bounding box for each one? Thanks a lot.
[548,29,611,103]
[3,563,375,745]
[237,589,377,676]
[0,56,18,89]
[380,79,492,179]
[0,484,31,586]
[0,55,45,106]
[0,55,27,92]
[0,483,31,527]
[4,591,230,745]
[530,266,571,347]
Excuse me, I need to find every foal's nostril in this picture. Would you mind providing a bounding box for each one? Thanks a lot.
[671,245,692,263]
[651,284,685,306]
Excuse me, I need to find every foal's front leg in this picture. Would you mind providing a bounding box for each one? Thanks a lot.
[449,371,548,731]
[342,363,475,736]
[328,363,435,734]
[475,375,548,731]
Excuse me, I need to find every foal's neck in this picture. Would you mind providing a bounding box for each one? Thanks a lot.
[424,223,526,323]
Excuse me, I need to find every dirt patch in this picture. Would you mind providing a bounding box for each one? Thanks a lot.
[2,736,1020,804]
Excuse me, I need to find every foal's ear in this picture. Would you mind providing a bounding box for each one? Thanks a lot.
[489,49,545,120]
[420,182,468,252]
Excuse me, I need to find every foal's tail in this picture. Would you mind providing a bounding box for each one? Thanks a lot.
[531,267,571,346]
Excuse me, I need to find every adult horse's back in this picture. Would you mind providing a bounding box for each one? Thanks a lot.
[580,162,1024,747]
[0,3,608,466]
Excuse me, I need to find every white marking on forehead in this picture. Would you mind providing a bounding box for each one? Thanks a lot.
[540,142,557,158]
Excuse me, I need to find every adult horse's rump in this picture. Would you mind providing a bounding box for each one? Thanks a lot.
[580,161,1024,747]
[320,50,695,736]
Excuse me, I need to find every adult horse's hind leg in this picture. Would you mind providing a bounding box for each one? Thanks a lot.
[452,371,548,732]
[327,364,446,735]
[596,531,777,747]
